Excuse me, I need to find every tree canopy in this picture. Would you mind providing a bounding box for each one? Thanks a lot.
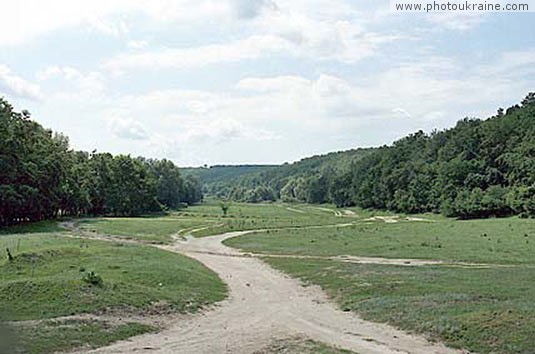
[193,94,535,219]
[0,99,201,226]
[332,94,535,218]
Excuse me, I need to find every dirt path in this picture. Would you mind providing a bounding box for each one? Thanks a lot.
[85,230,465,354]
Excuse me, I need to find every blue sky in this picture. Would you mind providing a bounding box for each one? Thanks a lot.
[0,0,534,166]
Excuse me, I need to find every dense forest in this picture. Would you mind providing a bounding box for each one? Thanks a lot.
[182,164,277,195]
[202,94,535,219]
[187,148,373,203]
[0,99,202,227]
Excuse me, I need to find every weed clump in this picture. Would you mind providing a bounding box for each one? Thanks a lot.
[82,271,103,286]
[6,248,14,262]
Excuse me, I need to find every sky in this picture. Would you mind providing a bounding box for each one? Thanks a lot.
[0,0,534,166]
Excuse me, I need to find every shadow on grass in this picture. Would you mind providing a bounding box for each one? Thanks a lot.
[0,221,65,235]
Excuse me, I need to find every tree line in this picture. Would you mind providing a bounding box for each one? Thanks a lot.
[196,148,372,203]
[210,93,535,219]
[0,99,201,227]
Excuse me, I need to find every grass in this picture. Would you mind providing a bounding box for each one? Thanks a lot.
[75,201,350,242]
[264,258,535,354]
[15,319,154,354]
[0,227,226,353]
[225,216,535,264]
[179,202,361,237]
[254,337,355,354]
[3,202,534,353]
[226,212,535,353]
[0,220,65,235]
[0,233,226,320]
[77,215,221,243]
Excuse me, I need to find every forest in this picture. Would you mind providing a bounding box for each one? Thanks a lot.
[0,99,202,227]
[3,93,535,226]
[200,93,535,219]
[187,148,374,203]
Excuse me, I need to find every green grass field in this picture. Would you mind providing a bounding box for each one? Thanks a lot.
[2,201,534,353]
[0,222,226,353]
[77,202,355,242]
[180,202,370,237]
[225,211,535,354]
[77,215,221,243]
[225,216,535,264]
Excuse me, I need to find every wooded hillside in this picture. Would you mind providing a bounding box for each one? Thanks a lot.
[204,94,535,219]
[195,148,374,203]
[0,99,202,226]
[332,93,535,218]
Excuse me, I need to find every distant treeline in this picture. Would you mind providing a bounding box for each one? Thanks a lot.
[182,164,278,187]
[204,93,535,219]
[192,148,374,203]
[0,99,201,227]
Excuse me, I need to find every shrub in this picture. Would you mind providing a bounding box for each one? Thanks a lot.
[82,271,103,286]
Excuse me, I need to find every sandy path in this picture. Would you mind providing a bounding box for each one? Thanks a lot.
[86,230,465,354]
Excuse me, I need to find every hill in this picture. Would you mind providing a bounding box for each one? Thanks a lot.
[188,148,375,203]
[200,93,535,219]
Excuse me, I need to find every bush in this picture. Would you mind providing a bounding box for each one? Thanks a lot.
[82,271,103,286]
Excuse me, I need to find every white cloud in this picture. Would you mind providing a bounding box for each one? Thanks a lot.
[105,26,397,71]
[182,118,277,142]
[0,65,42,100]
[0,0,280,46]
[427,12,486,31]
[37,66,107,99]
[127,40,149,50]
[87,17,129,37]
[29,47,534,166]
[105,35,292,71]
[392,108,412,119]
[101,0,398,71]
[478,49,535,76]
[254,0,404,62]
[314,74,351,97]
[109,116,150,140]
[4,0,529,166]
[0,1,129,45]
[231,0,278,19]
[236,75,310,92]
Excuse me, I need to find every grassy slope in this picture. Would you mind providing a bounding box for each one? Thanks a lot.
[226,213,535,354]
[76,202,351,242]
[78,215,221,243]
[181,202,356,237]
[0,224,226,353]
[225,215,535,264]
[16,320,154,354]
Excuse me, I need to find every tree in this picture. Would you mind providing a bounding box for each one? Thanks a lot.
[0,98,201,226]
[149,159,183,209]
[220,201,230,217]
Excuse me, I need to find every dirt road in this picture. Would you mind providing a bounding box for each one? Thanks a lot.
[86,230,465,354]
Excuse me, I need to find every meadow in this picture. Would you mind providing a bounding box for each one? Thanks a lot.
[225,215,535,264]
[0,221,226,353]
[225,207,535,354]
[1,201,534,353]
[78,201,350,243]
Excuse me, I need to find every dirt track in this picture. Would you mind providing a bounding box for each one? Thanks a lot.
[86,230,465,354]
